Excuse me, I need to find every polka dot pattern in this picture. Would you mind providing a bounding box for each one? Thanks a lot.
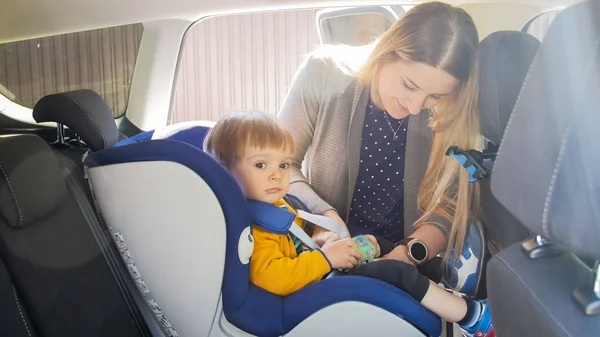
[347,99,408,243]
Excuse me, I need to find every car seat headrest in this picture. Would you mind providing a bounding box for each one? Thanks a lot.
[32,89,119,151]
[479,31,540,145]
[491,0,600,259]
[0,135,68,228]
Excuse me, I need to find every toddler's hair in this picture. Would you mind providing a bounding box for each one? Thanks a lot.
[203,110,295,169]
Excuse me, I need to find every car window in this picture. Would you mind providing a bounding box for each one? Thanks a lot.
[316,6,400,45]
[170,7,401,124]
[523,10,560,41]
[0,23,143,118]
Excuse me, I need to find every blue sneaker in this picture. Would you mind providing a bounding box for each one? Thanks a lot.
[459,299,495,337]
[445,221,486,297]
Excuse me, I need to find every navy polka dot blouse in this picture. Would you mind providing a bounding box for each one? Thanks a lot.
[346,98,409,244]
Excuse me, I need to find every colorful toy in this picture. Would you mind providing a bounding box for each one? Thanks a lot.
[352,235,377,267]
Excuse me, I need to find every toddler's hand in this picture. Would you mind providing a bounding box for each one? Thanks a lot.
[321,238,362,270]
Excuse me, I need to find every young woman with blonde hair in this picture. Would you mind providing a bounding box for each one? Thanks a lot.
[278,2,492,335]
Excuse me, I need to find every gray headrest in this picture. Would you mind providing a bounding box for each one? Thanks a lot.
[0,135,68,228]
[32,89,119,152]
[491,0,600,259]
[479,31,540,144]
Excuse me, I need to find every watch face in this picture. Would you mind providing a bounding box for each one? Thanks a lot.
[410,242,428,261]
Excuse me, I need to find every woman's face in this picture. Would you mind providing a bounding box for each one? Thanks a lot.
[376,59,460,119]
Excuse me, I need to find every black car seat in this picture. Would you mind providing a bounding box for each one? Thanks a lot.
[32,89,122,168]
[0,133,164,337]
[30,90,127,210]
[486,0,600,335]
[0,254,36,337]
[478,30,540,253]
[32,89,127,149]
[443,30,540,304]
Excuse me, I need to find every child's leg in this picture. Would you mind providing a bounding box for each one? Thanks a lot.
[349,260,494,336]
[423,282,494,337]
[420,280,467,322]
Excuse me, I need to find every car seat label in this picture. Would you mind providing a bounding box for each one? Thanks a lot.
[108,226,180,337]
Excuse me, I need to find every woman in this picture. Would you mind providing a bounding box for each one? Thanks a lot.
[278,2,482,271]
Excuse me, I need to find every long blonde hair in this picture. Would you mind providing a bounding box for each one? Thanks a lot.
[356,2,483,262]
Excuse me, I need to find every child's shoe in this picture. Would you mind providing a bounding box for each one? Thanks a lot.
[459,299,495,337]
[445,222,486,297]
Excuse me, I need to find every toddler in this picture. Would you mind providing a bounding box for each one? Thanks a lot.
[204,110,494,337]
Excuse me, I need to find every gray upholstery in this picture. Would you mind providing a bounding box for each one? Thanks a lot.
[479,31,540,145]
[478,31,539,250]
[491,0,600,259]
[487,1,600,336]
[488,244,600,337]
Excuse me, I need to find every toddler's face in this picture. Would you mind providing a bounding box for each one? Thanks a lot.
[230,146,293,204]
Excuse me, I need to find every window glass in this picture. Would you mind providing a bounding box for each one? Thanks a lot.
[170,7,401,124]
[320,12,394,46]
[0,23,143,118]
[525,10,560,41]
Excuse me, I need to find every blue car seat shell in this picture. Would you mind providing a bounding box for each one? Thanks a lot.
[85,138,442,337]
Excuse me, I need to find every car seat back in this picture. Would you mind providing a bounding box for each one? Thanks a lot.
[0,255,36,337]
[0,134,151,337]
[477,30,540,251]
[486,0,600,335]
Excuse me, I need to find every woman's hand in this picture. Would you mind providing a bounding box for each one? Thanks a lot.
[312,227,341,246]
[376,245,414,265]
[311,209,348,246]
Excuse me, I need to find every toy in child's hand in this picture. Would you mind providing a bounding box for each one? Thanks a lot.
[352,235,377,267]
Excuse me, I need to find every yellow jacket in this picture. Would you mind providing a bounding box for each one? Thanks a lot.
[249,199,332,296]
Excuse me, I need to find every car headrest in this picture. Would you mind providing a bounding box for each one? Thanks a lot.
[0,135,68,228]
[479,31,540,145]
[491,0,600,259]
[116,120,215,149]
[32,89,119,151]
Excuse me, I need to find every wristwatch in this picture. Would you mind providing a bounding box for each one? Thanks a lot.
[396,238,428,265]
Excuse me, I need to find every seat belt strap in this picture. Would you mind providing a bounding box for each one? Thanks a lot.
[296,210,350,239]
[289,223,320,250]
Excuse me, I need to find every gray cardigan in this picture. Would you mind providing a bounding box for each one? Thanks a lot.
[278,46,451,239]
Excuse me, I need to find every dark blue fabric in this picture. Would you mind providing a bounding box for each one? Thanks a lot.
[347,99,408,243]
[284,194,310,213]
[85,140,441,337]
[285,276,441,337]
[247,200,296,234]
[116,130,154,146]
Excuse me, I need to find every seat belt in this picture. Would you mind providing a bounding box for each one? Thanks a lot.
[288,210,351,250]
[56,154,164,337]
[288,223,320,250]
[296,210,350,239]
